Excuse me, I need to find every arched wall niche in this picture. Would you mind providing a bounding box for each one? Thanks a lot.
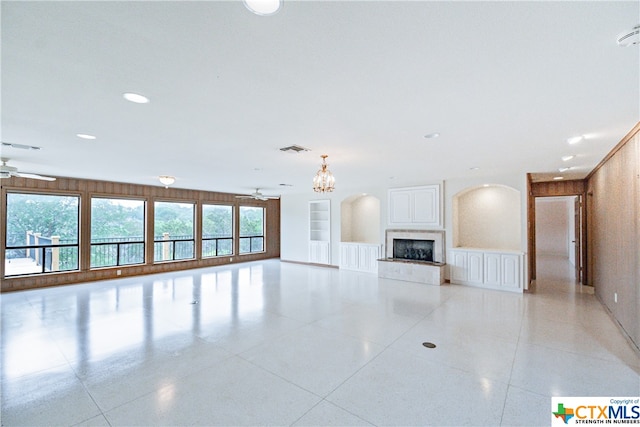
[453,184,521,250]
[341,194,380,243]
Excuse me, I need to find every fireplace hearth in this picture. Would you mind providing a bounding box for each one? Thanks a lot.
[378,229,446,286]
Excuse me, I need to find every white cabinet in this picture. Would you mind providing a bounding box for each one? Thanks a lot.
[309,200,330,264]
[388,185,441,227]
[310,241,330,265]
[340,243,381,273]
[449,248,524,292]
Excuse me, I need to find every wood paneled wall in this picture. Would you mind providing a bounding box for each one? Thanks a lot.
[1,176,280,292]
[586,123,639,350]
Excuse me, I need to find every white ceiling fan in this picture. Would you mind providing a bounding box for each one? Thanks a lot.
[235,188,279,201]
[0,158,56,181]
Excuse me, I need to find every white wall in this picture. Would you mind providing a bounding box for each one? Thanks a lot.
[281,187,387,265]
[351,195,380,243]
[281,173,528,271]
[453,185,521,250]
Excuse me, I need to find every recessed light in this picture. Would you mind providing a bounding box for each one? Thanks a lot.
[559,167,571,172]
[553,176,564,180]
[424,133,440,139]
[76,133,96,140]
[123,92,150,104]
[243,0,282,16]
[567,135,584,145]
[470,167,480,171]
[561,155,574,162]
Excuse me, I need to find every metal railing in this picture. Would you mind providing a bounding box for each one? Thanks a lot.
[91,237,145,268]
[202,236,233,258]
[153,234,195,261]
[5,242,79,276]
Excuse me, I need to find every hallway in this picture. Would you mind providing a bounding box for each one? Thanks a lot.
[1,258,638,426]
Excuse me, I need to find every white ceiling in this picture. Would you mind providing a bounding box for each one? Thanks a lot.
[2,1,639,196]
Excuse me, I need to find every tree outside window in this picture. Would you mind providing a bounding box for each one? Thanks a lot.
[239,206,264,254]
[5,193,79,275]
[91,198,145,268]
[154,201,195,261]
[202,204,233,257]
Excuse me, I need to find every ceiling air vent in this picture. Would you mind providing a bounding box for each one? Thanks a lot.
[617,25,640,46]
[279,144,310,153]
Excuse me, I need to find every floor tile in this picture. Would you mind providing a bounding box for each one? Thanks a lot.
[104,356,321,426]
[292,400,374,426]
[326,348,509,426]
[240,324,385,396]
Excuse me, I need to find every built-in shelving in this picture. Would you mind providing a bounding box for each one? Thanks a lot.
[309,200,330,264]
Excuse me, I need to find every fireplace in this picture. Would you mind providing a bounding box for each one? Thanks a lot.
[384,229,445,264]
[393,239,434,262]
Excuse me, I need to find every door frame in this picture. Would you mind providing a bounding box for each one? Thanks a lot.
[527,175,588,289]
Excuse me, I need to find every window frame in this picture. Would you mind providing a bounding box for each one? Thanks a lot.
[238,205,266,255]
[153,200,196,263]
[4,190,81,277]
[89,196,146,269]
[201,203,234,258]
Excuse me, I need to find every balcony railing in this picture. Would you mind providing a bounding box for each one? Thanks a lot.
[202,235,233,258]
[154,233,195,262]
[91,236,145,268]
[239,235,264,254]
[5,231,78,276]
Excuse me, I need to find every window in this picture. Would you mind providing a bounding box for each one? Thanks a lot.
[202,204,233,257]
[154,201,195,261]
[91,198,145,268]
[239,206,264,254]
[5,193,79,276]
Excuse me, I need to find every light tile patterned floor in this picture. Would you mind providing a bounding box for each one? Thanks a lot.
[1,256,638,426]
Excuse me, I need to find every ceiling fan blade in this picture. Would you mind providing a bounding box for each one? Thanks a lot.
[14,172,56,181]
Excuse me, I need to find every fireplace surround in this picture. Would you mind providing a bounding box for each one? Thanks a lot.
[384,229,445,264]
[378,229,446,285]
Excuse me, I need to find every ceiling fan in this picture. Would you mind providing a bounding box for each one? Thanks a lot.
[235,188,279,201]
[0,158,56,181]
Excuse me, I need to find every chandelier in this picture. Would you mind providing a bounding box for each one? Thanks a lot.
[313,155,335,193]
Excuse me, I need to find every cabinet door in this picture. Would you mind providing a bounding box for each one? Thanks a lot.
[467,252,483,283]
[389,190,412,224]
[450,251,468,282]
[484,253,501,286]
[358,245,380,273]
[413,187,438,225]
[501,254,520,289]
[310,241,330,265]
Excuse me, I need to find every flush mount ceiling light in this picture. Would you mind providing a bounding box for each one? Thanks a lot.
[561,155,575,162]
[423,132,440,139]
[313,155,335,193]
[158,175,175,188]
[123,92,150,104]
[567,135,584,145]
[243,0,282,16]
[76,133,96,140]
[617,25,640,46]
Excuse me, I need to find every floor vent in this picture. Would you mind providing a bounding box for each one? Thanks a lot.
[280,144,310,153]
